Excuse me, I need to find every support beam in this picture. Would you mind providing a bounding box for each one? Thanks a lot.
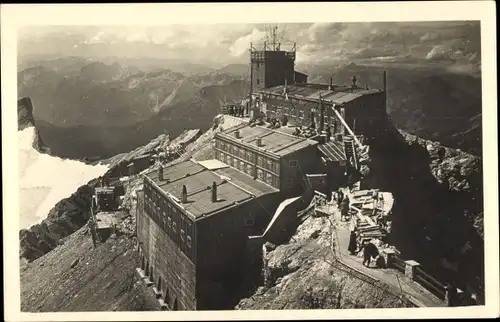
[330,105,363,148]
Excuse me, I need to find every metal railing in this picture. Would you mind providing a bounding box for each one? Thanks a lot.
[392,256,406,273]
[414,266,446,300]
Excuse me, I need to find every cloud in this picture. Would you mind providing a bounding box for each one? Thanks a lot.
[18,22,481,75]
[229,28,266,57]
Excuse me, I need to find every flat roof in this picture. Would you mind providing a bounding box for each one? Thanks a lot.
[213,166,279,197]
[144,160,279,220]
[218,123,318,157]
[260,83,382,105]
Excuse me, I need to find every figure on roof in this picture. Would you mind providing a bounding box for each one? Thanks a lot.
[325,124,331,142]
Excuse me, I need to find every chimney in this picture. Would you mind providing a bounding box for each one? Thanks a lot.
[211,181,217,202]
[383,70,387,92]
[158,166,164,181]
[234,130,240,139]
[256,138,263,147]
[383,70,387,112]
[329,78,333,90]
[181,185,187,203]
[284,74,288,93]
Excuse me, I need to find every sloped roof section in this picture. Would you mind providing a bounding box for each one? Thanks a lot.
[219,123,318,157]
[318,140,346,162]
[261,83,383,105]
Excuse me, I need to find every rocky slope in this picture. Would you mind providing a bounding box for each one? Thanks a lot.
[17,97,50,154]
[20,226,159,312]
[236,215,413,309]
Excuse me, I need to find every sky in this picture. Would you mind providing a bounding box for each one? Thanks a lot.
[18,21,481,74]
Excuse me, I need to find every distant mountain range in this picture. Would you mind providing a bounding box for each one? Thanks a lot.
[18,57,482,159]
[18,58,249,159]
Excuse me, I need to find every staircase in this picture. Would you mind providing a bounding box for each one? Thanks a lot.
[343,136,358,169]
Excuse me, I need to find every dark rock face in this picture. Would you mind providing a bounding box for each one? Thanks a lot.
[18,97,36,130]
[19,183,97,262]
[360,123,484,303]
[18,97,51,154]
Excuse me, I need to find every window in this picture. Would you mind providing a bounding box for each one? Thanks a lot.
[257,156,263,167]
[167,217,172,228]
[187,236,192,248]
[180,229,185,242]
[256,62,260,69]
[267,159,272,170]
[256,79,260,85]
[239,148,245,159]
[246,163,253,175]
[299,110,304,119]
[289,160,298,167]
[244,215,255,227]
[239,160,245,170]
[266,173,273,185]
[172,222,177,233]
[257,169,264,181]
[246,151,252,161]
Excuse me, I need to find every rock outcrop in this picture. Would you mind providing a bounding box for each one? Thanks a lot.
[18,97,51,154]
[236,215,413,309]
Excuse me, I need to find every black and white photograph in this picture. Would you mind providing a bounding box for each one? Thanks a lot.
[2,2,498,320]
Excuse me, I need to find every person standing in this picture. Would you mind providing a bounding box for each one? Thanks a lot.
[362,240,380,268]
[337,189,344,208]
[340,195,350,222]
[348,218,358,255]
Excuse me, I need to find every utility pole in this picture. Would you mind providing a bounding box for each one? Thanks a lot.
[249,42,253,118]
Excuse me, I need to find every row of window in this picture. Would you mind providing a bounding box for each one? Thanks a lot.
[145,196,193,247]
[216,139,280,174]
[146,197,193,247]
[215,150,280,188]
[144,181,196,261]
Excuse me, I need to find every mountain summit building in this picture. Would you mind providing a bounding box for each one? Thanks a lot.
[248,33,389,140]
[136,29,390,311]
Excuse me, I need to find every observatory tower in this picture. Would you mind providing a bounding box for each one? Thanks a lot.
[249,25,298,94]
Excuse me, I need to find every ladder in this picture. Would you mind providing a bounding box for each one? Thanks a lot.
[343,136,358,169]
